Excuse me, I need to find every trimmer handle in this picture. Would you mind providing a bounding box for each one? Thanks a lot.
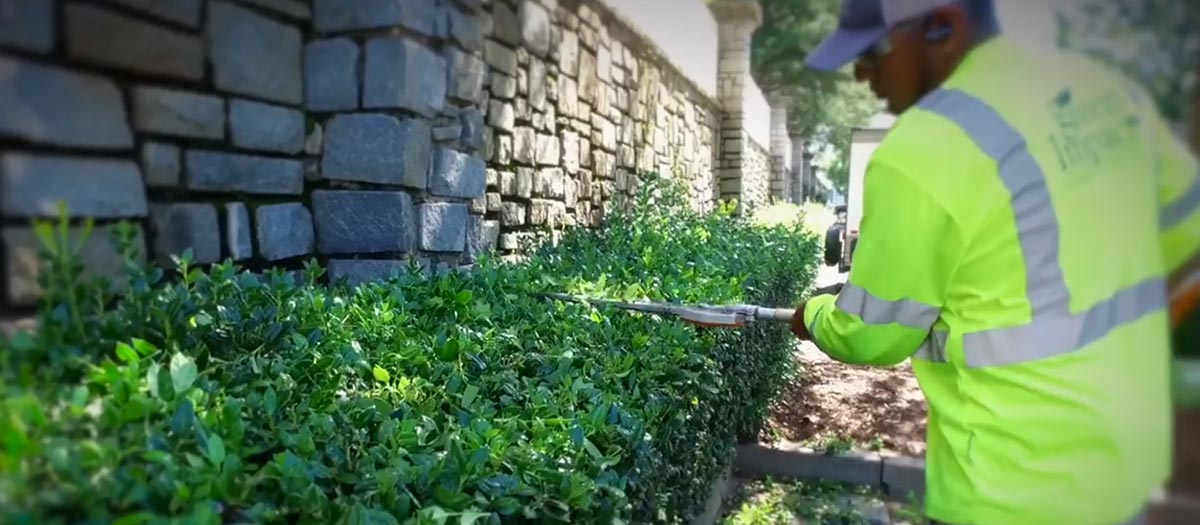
[756,307,797,323]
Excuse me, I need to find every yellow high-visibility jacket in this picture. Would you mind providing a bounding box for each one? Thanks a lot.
[804,36,1200,525]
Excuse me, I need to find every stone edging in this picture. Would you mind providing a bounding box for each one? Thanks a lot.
[733,441,926,500]
[690,442,927,525]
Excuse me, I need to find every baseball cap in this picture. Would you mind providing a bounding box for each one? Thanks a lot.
[806,0,959,71]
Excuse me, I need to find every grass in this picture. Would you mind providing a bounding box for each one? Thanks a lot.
[719,478,927,525]
[719,478,882,525]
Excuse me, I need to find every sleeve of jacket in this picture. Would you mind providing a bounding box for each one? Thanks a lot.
[1150,110,1200,273]
[803,158,964,366]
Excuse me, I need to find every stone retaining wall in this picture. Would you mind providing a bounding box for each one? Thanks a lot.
[0,0,784,311]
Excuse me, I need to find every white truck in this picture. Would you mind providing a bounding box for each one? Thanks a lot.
[837,113,895,273]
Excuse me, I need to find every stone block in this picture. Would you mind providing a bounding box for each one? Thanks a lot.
[499,202,526,226]
[328,259,408,286]
[241,0,312,20]
[594,115,618,152]
[460,109,486,152]
[65,4,203,80]
[323,113,431,189]
[132,86,224,139]
[498,170,515,196]
[0,153,146,219]
[364,37,446,117]
[533,167,565,199]
[558,76,578,118]
[150,203,220,265]
[431,148,487,198]
[529,199,565,226]
[256,203,314,261]
[465,216,500,261]
[559,31,578,77]
[447,49,486,103]
[519,1,551,57]
[312,190,414,255]
[596,46,611,84]
[578,170,593,199]
[535,134,560,166]
[484,192,501,213]
[216,202,252,263]
[734,443,884,488]
[515,167,534,198]
[230,99,305,154]
[513,127,535,165]
[0,56,132,148]
[3,224,143,306]
[434,124,463,141]
[209,1,302,104]
[304,38,359,112]
[0,0,52,53]
[106,0,201,27]
[491,73,517,99]
[562,131,580,173]
[495,134,512,164]
[306,123,324,155]
[578,50,597,103]
[488,100,515,132]
[140,142,181,187]
[314,0,437,36]
[565,178,578,209]
[484,39,517,76]
[498,232,519,251]
[186,150,303,195]
[470,195,486,214]
[492,2,519,45]
[881,456,926,498]
[529,60,548,111]
[418,203,468,252]
[447,4,483,51]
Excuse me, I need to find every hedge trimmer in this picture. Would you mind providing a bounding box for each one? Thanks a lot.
[542,292,797,328]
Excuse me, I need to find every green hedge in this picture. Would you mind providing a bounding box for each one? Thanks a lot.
[0,175,821,525]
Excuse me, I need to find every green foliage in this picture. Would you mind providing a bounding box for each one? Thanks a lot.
[719,478,884,525]
[751,0,881,177]
[0,175,821,525]
[1055,0,1198,123]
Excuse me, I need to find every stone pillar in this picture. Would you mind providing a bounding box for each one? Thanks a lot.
[710,0,762,214]
[768,94,792,202]
[801,150,815,203]
[790,136,806,203]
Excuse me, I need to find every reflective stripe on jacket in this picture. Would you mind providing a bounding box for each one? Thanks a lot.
[804,36,1200,525]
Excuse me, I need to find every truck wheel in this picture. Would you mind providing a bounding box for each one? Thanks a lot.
[824,229,842,266]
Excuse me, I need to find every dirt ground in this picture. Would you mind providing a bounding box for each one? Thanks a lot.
[763,339,929,457]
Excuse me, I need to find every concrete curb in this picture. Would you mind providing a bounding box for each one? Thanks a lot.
[734,441,927,500]
[691,462,735,525]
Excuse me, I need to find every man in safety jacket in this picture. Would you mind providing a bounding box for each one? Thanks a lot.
[790,0,1200,524]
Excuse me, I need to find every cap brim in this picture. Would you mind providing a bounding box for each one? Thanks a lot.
[805,26,891,71]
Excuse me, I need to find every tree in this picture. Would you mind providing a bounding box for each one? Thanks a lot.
[1055,0,1199,124]
[750,0,880,194]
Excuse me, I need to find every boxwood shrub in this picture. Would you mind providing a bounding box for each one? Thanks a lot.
[0,175,820,525]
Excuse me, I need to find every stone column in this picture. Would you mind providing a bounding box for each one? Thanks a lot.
[801,150,815,203]
[768,94,792,202]
[710,0,762,214]
[790,135,806,203]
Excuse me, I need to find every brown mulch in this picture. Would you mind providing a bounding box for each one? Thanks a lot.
[764,342,929,457]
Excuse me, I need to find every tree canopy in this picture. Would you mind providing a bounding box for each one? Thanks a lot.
[1055,0,1199,124]
[749,0,880,193]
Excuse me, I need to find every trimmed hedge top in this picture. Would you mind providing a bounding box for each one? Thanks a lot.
[0,176,821,525]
